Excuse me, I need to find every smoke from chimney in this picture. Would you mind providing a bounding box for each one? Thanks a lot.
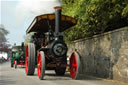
[14,0,62,28]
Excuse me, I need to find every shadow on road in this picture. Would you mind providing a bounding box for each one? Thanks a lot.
[33,72,103,81]
[78,74,103,80]
[32,71,72,80]
[45,73,70,77]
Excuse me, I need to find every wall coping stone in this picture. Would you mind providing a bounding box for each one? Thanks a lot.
[71,27,128,43]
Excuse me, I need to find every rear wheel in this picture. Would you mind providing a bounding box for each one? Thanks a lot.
[70,52,80,79]
[25,43,35,75]
[37,51,45,80]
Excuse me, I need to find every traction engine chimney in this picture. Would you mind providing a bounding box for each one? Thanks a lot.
[54,6,62,37]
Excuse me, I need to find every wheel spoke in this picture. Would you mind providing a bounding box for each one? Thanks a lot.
[72,64,77,68]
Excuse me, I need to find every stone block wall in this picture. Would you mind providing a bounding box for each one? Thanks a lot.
[67,27,128,82]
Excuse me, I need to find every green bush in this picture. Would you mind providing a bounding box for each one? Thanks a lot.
[61,0,128,42]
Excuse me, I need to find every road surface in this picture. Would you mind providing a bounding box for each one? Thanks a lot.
[0,62,127,85]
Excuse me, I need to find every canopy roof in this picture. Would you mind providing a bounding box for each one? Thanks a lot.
[12,46,21,52]
[26,14,77,34]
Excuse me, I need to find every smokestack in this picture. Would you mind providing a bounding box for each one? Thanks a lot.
[54,6,62,36]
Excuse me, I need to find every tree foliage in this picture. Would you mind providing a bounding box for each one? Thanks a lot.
[0,24,8,42]
[61,0,128,42]
[0,24,10,52]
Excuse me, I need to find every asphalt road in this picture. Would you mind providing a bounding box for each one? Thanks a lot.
[0,62,127,85]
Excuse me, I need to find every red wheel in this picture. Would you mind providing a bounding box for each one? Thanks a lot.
[25,45,28,74]
[37,51,45,80]
[25,43,35,75]
[70,52,80,79]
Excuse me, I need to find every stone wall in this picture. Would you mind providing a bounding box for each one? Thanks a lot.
[67,27,128,82]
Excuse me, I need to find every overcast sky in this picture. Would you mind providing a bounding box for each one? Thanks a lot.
[0,0,61,46]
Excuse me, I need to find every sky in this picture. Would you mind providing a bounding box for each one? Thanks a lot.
[0,0,61,46]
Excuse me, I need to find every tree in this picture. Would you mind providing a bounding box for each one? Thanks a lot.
[61,0,128,42]
[0,24,10,52]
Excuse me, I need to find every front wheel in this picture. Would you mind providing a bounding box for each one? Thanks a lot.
[25,43,35,75]
[11,63,13,68]
[37,51,45,80]
[15,61,17,69]
[70,52,81,79]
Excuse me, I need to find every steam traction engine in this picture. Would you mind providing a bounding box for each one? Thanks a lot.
[25,7,81,80]
[10,43,25,68]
